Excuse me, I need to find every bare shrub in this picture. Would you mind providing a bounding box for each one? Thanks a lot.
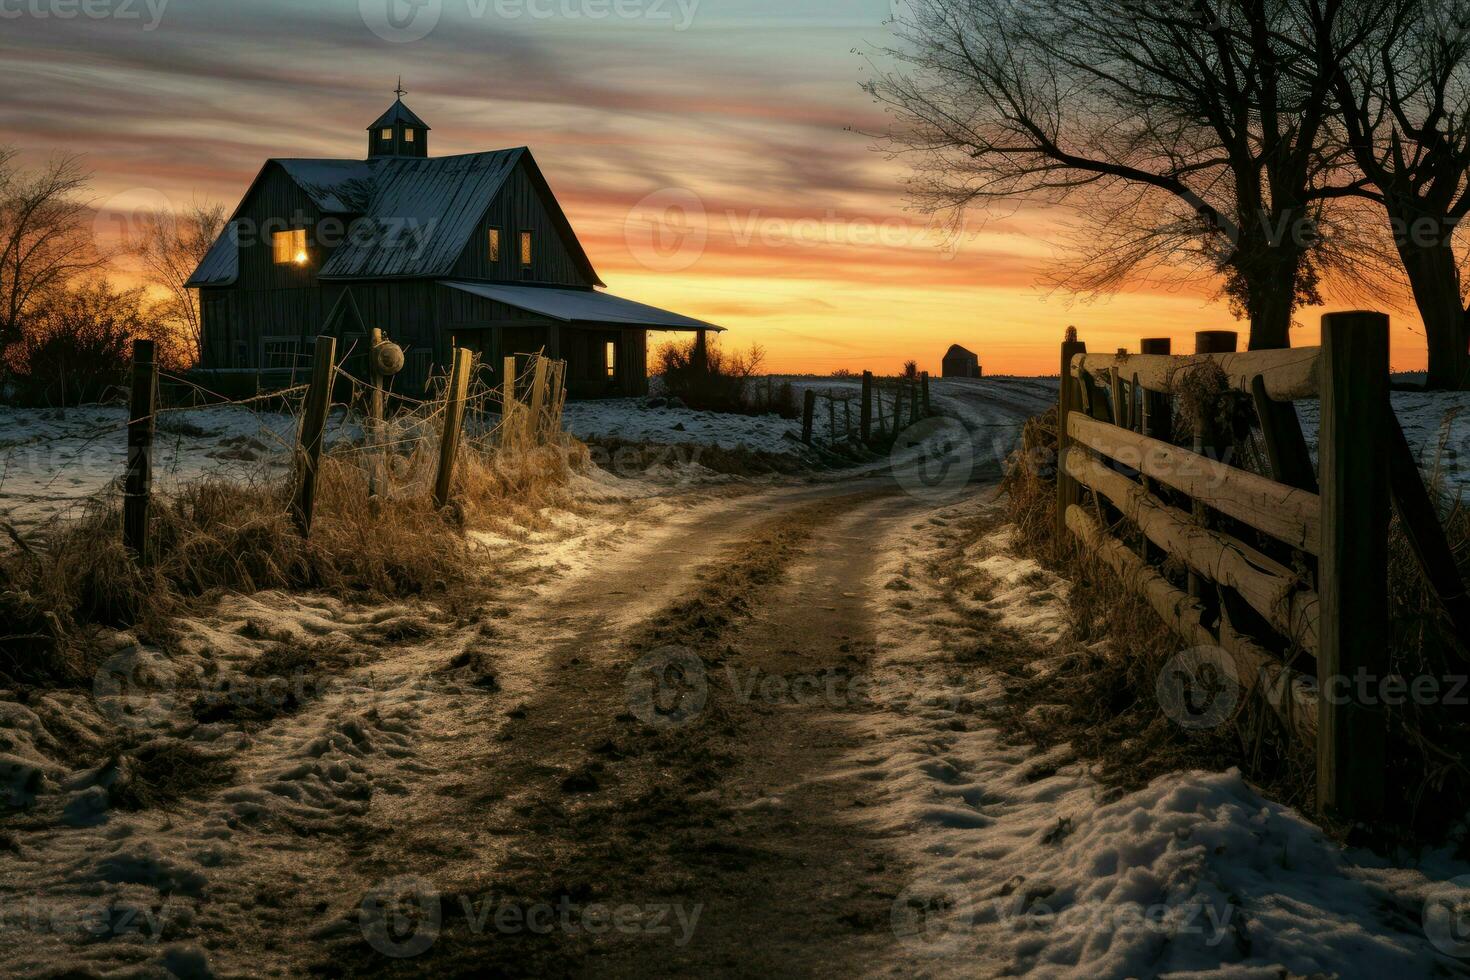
[654,338,797,418]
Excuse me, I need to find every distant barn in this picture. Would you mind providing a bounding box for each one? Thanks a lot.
[187,92,721,398]
[941,344,982,379]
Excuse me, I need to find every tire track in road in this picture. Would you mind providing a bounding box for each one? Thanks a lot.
[315,486,941,978]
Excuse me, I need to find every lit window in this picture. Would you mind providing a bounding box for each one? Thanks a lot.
[488,227,501,263]
[272,229,308,266]
[403,129,415,143]
[605,341,617,378]
[520,231,533,266]
[381,128,394,141]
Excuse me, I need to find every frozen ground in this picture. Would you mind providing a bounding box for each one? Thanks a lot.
[1,377,1468,977]
[853,497,1470,978]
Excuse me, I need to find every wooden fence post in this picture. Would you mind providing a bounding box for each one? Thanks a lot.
[801,389,816,444]
[434,347,473,509]
[1317,311,1390,823]
[1137,338,1171,563]
[920,371,931,416]
[860,371,873,441]
[1189,331,1237,601]
[503,355,518,430]
[367,327,386,497]
[909,378,919,422]
[1056,336,1087,548]
[828,397,836,442]
[1111,349,1129,430]
[123,339,157,560]
[1139,338,1172,443]
[526,355,549,442]
[291,335,337,537]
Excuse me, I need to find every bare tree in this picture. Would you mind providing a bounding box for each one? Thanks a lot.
[1334,0,1470,388]
[0,149,102,373]
[868,0,1386,349]
[131,202,227,368]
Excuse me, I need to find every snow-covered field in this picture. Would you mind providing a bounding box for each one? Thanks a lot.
[854,498,1470,978]
[2,378,1464,536]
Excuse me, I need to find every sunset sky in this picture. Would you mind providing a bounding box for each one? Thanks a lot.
[0,0,1435,375]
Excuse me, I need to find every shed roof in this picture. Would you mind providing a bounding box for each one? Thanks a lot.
[944,344,978,360]
[442,281,722,332]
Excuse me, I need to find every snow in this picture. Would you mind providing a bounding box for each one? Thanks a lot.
[0,404,320,533]
[562,398,803,455]
[846,496,1470,978]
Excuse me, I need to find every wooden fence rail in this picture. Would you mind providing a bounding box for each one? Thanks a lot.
[1057,312,1464,825]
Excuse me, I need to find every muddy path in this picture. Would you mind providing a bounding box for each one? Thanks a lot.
[0,423,1005,978]
[303,483,936,977]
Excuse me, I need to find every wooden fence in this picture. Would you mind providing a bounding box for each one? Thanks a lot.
[1057,312,1468,824]
[801,370,933,446]
[124,335,567,547]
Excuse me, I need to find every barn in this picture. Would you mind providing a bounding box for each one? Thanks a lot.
[187,93,721,398]
[941,344,982,379]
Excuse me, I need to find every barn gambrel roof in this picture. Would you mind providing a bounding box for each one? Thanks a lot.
[186,148,604,287]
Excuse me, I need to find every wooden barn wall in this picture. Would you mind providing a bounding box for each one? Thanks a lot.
[448,163,594,286]
[234,167,332,290]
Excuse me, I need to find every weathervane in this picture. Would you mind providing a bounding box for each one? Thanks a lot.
[394,76,407,100]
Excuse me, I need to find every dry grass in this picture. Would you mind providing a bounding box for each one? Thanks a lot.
[0,355,588,691]
[999,402,1470,841]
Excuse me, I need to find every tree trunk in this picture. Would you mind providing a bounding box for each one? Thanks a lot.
[1396,238,1470,390]
[1242,248,1297,351]
[1250,281,1294,351]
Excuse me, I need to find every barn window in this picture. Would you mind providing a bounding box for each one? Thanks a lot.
[262,336,303,369]
[272,229,308,265]
[520,231,533,266]
[381,128,394,141]
[488,227,501,263]
[605,341,617,378]
[403,129,415,143]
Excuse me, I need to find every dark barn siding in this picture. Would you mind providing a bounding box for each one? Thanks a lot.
[198,161,655,398]
[450,163,593,286]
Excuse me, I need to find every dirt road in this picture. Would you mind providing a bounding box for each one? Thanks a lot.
[0,382,1056,978]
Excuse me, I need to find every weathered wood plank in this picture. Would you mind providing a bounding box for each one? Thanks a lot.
[1067,505,1317,747]
[1316,311,1390,823]
[1068,413,1322,554]
[433,347,472,509]
[124,339,158,560]
[291,335,337,536]
[1056,340,1088,548]
[1074,347,1320,401]
[1067,450,1319,651]
[1251,375,1318,494]
[1386,413,1470,644]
